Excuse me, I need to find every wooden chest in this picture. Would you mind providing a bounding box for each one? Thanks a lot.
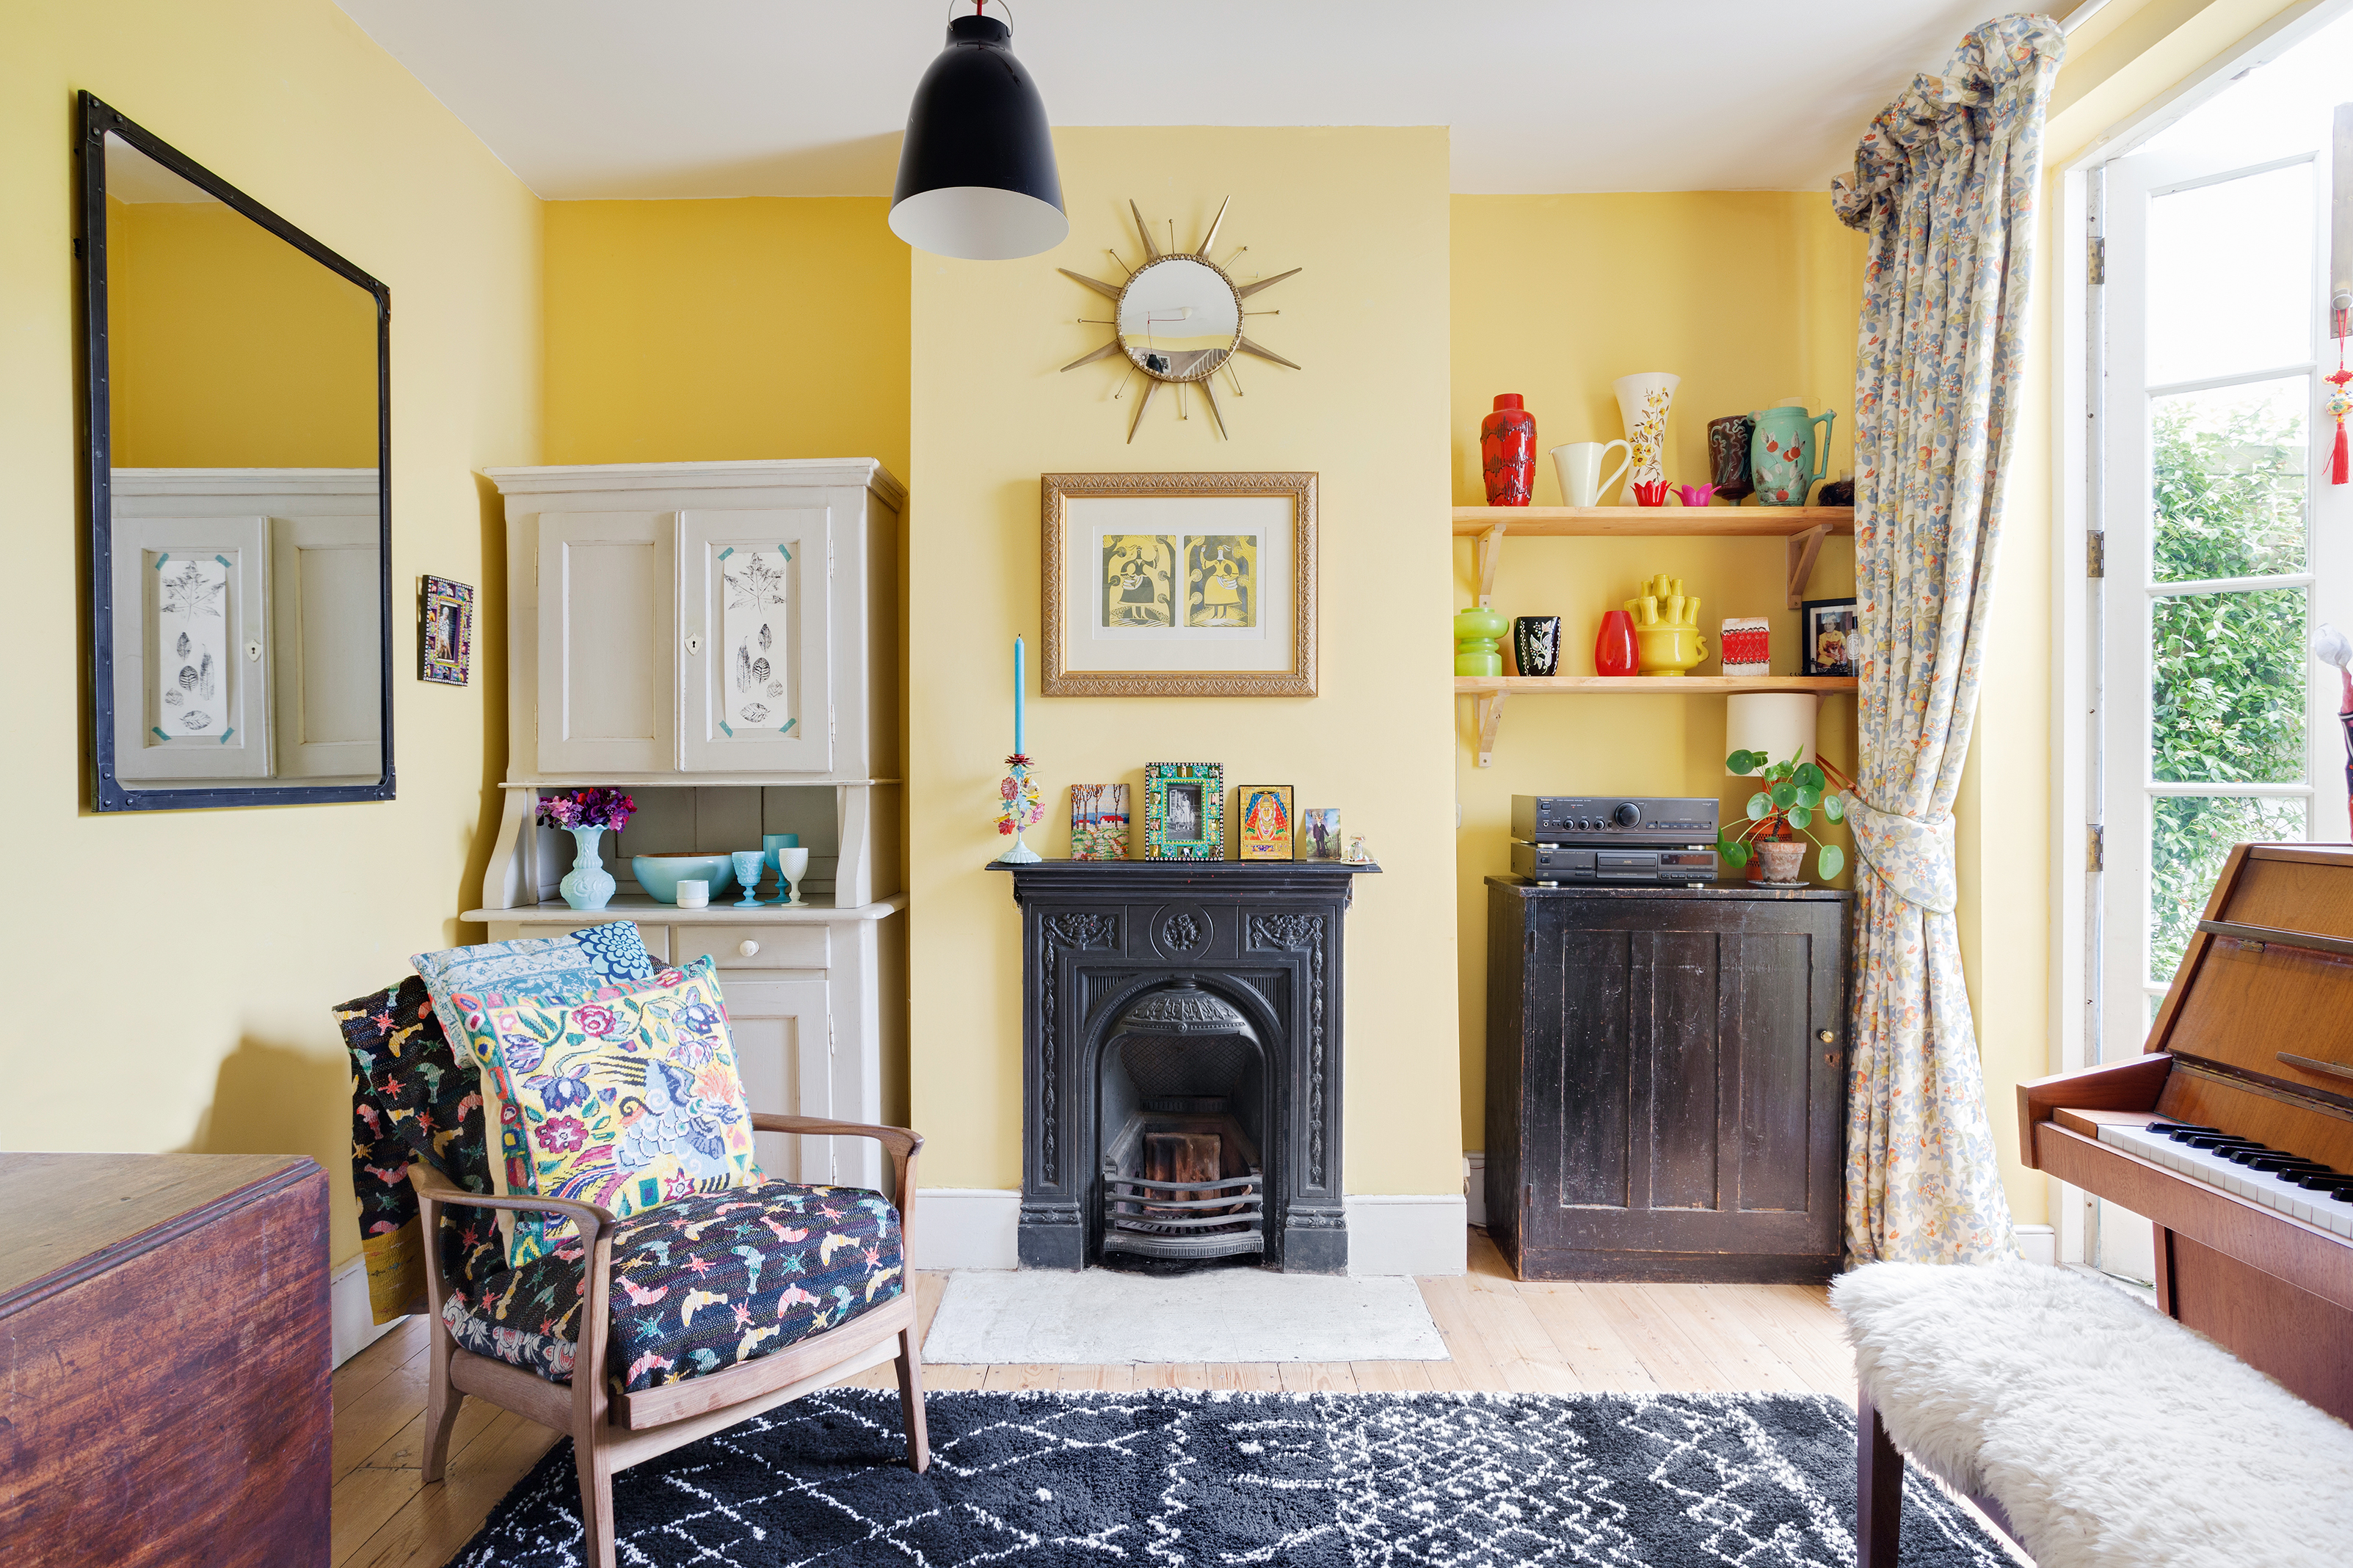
[1484,879,1851,1282]
[0,1153,330,1566]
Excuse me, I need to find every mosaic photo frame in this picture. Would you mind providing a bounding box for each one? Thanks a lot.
[420,575,474,687]
[1144,762,1223,860]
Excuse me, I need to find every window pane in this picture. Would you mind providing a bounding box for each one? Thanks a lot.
[2147,161,2313,384]
[2151,586,2308,783]
[2150,377,2307,580]
[2148,795,2307,983]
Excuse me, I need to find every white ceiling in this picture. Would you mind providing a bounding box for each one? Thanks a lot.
[332,1,2001,200]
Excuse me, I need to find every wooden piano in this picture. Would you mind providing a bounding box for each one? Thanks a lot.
[2021,842,2353,1421]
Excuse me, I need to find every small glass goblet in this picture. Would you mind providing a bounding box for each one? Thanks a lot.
[774,846,811,906]
[730,850,766,906]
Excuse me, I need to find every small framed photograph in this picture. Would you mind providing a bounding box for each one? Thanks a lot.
[419,575,474,686]
[1299,807,1344,862]
[1070,784,1130,861]
[1235,784,1294,861]
[1800,597,1858,678]
[1042,471,1317,696]
[1144,763,1223,860]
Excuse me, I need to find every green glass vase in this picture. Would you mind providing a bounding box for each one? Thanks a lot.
[1455,606,1509,677]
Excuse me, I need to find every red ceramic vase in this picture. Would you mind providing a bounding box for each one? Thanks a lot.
[1594,610,1640,677]
[1480,393,1538,506]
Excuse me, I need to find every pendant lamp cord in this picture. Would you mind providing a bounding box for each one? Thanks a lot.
[961,0,1013,22]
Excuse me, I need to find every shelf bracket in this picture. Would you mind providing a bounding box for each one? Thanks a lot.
[1786,523,1831,609]
[1476,522,1508,610]
[1475,689,1507,768]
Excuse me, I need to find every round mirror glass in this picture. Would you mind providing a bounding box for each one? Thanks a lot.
[1116,257,1240,382]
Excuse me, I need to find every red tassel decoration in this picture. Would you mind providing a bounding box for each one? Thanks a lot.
[2330,362,2352,486]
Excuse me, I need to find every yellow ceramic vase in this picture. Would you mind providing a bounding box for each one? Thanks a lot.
[1624,572,1708,676]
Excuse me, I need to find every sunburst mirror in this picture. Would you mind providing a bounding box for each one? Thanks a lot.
[1058,199,1301,441]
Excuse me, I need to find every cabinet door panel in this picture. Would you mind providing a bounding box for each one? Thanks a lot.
[537,511,674,772]
[1642,931,1722,1212]
[1552,928,1630,1210]
[722,977,834,1185]
[110,515,271,780]
[1729,933,1813,1214]
[680,509,832,773]
[270,516,379,779]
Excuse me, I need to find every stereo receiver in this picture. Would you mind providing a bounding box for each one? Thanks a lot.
[1510,795,1717,847]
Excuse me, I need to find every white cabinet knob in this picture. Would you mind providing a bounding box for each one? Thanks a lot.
[737,939,760,958]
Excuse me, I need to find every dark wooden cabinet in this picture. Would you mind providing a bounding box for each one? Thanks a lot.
[1485,878,1850,1283]
[0,1153,330,1567]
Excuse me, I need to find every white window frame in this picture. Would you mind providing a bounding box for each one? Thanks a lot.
[2048,0,2353,1269]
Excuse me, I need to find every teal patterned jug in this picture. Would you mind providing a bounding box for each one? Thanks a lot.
[1750,406,1834,507]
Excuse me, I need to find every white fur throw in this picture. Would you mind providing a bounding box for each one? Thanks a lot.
[1833,1261,2353,1568]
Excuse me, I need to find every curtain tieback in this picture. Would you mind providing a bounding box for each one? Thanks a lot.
[1845,796,1959,914]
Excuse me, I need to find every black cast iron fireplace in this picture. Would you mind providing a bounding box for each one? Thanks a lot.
[991,858,1378,1273]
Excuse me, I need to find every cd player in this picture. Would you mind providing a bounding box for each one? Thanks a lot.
[1511,843,1720,886]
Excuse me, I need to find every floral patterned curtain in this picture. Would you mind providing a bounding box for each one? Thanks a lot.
[1829,15,2065,1263]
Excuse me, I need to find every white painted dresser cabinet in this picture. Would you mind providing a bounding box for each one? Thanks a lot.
[466,460,906,1193]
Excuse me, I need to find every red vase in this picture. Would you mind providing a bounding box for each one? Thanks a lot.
[1480,394,1538,506]
[1594,610,1640,677]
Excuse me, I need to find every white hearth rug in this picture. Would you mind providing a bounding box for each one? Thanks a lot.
[922,1266,1450,1364]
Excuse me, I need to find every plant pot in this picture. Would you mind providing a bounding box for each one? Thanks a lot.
[1756,839,1805,883]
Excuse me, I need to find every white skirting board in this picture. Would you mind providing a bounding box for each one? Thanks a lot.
[332,1254,408,1368]
[906,1189,1466,1276]
[2015,1222,2057,1267]
[1465,1151,1486,1228]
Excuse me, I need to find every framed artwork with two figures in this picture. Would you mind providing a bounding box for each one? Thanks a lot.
[1041,471,1317,696]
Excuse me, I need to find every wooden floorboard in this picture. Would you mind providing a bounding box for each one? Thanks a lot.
[334,1235,1855,1568]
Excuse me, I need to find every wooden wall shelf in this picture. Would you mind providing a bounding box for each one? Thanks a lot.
[1455,505,1853,612]
[1456,675,1859,769]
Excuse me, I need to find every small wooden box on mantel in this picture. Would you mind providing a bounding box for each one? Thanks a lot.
[1483,877,1852,1283]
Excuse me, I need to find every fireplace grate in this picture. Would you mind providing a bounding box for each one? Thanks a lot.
[1103,1171,1265,1260]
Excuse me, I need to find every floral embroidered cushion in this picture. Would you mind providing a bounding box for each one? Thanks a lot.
[461,956,765,1266]
[440,1181,903,1391]
[410,922,656,1069]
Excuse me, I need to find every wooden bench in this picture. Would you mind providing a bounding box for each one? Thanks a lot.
[1834,1259,2353,1568]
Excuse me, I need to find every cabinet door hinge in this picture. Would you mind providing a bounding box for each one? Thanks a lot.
[2087,824,2105,873]
[2087,530,2105,578]
[2088,236,2106,285]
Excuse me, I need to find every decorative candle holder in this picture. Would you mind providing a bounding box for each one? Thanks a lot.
[1455,606,1508,677]
[773,847,810,905]
[997,753,1044,864]
[730,850,766,905]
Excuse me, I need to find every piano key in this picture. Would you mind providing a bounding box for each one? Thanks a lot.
[2098,1123,2353,1236]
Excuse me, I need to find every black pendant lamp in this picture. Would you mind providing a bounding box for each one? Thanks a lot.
[890,1,1067,260]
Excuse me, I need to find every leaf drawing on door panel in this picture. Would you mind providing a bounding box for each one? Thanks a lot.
[751,657,771,688]
[176,632,191,658]
[725,553,785,610]
[742,704,769,724]
[758,622,771,652]
[163,561,223,618]
[735,644,753,693]
[197,652,215,699]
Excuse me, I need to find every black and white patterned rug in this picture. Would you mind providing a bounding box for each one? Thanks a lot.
[454,1389,2013,1566]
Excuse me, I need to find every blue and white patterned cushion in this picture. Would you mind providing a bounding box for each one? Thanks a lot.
[411,925,657,1068]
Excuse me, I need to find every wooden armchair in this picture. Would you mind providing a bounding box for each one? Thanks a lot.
[408,1113,928,1568]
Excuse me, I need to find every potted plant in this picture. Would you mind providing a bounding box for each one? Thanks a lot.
[1718,748,1852,884]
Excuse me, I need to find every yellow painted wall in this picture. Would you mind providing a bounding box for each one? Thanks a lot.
[1,0,542,1273]
[1448,193,1866,1152]
[109,194,379,467]
[907,128,1461,1195]
[542,197,909,484]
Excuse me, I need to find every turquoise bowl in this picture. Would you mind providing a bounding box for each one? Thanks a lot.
[632,853,737,904]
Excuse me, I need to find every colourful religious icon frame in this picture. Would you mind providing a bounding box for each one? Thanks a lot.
[1235,784,1294,861]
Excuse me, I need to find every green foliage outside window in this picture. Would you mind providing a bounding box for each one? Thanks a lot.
[2145,396,2310,985]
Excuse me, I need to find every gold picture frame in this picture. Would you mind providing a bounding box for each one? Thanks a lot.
[1041,470,1317,696]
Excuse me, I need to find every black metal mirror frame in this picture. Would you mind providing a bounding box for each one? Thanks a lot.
[78,90,396,812]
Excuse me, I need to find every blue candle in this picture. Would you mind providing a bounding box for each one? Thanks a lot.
[1014,635,1025,756]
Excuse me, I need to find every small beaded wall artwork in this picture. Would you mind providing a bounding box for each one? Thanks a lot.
[419,575,474,686]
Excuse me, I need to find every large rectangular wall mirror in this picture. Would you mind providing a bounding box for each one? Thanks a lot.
[79,92,393,811]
